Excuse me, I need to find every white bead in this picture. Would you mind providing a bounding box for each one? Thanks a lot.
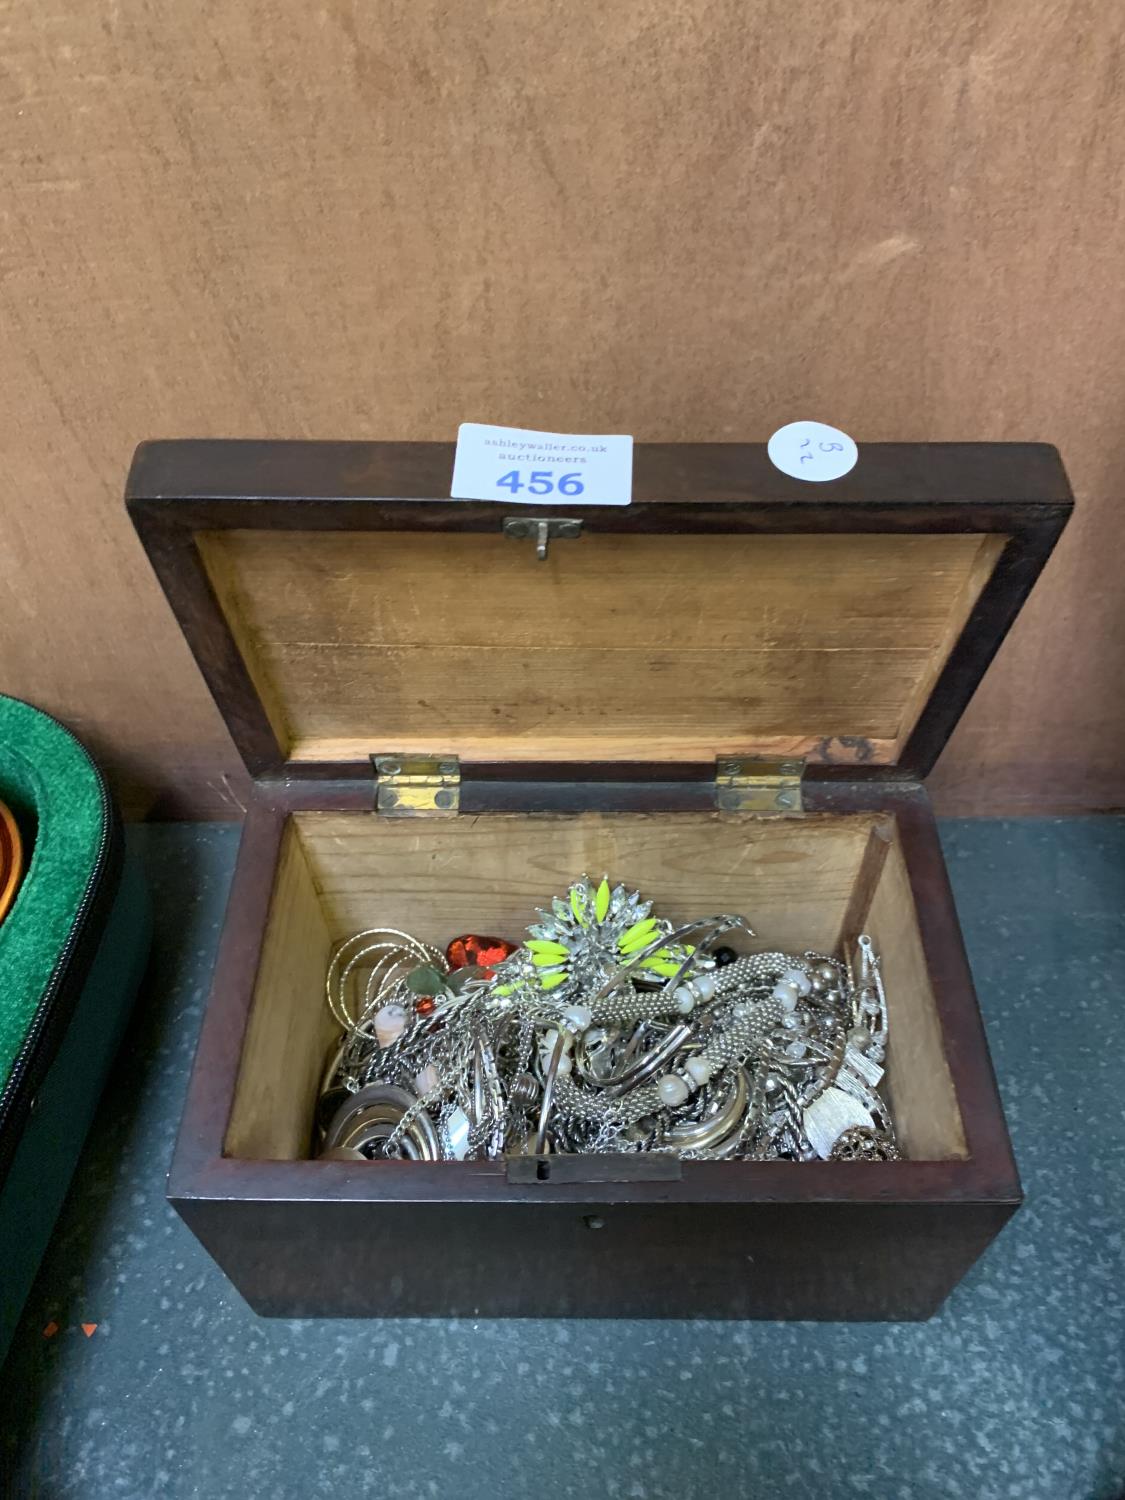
[693,973,716,1002]
[783,967,812,997]
[657,1074,690,1107]
[374,1003,408,1048]
[685,1056,712,1087]
[673,985,695,1015]
[556,1051,572,1076]
[541,1028,573,1057]
[414,1064,439,1095]
[771,981,799,1013]
[784,1041,807,1060]
[562,1004,593,1033]
[731,1003,749,1019]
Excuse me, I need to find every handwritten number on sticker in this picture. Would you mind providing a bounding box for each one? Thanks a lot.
[496,470,584,497]
[767,422,857,482]
[800,442,842,467]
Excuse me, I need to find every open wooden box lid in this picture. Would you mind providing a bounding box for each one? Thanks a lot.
[127,439,1072,786]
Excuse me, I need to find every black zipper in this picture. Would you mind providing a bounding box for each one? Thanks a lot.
[0,707,123,1192]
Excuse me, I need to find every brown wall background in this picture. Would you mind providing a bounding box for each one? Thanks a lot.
[2,0,1123,817]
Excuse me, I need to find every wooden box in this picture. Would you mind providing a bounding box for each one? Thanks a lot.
[128,439,1072,1321]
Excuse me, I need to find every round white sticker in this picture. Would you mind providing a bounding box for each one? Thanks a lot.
[767,420,858,483]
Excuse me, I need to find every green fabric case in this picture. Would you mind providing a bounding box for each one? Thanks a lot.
[0,696,151,1363]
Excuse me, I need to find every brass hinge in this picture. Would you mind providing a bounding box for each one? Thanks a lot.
[373,755,460,816]
[715,757,804,814]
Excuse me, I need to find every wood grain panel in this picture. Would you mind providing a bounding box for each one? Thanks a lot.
[198,530,999,763]
[293,810,876,953]
[224,821,335,1160]
[858,839,967,1159]
[1,1,1122,813]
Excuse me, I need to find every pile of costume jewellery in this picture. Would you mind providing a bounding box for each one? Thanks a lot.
[315,877,900,1163]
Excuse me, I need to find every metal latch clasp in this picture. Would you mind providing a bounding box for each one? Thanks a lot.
[373,756,460,816]
[715,757,804,814]
[503,515,583,561]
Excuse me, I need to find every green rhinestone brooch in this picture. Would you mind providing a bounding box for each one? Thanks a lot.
[491,876,694,1005]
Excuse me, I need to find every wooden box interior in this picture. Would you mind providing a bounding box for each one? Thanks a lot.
[196,529,1005,767]
[225,808,966,1167]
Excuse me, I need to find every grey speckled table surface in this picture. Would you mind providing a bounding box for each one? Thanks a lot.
[2,820,1124,1500]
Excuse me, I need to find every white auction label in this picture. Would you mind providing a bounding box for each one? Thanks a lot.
[767,420,858,482]
[450,423,633,506]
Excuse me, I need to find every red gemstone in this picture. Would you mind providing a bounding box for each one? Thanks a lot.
[415,996,437,1015]
[446,933,517,980]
